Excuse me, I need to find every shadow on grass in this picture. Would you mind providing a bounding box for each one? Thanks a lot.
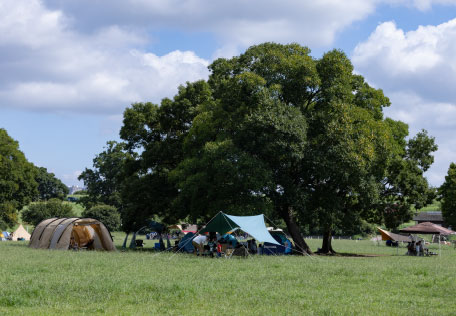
[316,252,391,257]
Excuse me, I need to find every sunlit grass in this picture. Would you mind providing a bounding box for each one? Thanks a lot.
[415,200,441,213]
[63,201,85,217]
[1,237,455,315]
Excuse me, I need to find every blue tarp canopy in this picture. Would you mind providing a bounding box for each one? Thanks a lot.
[200,212,280,245]
[178,232,195,253]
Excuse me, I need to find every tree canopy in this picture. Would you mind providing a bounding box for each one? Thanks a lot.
[0,129,38,228]
[82,204,121,231]
[78,141,131,210]
[118,81,211,231]
[22,199,74,226]
[35,166,69,200]
[439,163,456,228]
[84,43,436,254]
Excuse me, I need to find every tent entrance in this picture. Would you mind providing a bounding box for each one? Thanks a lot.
[71,224,102,250]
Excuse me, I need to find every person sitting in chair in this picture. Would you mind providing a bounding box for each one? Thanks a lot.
[407,241,416,256]
[69,236,79,250]
[247,239,258,254]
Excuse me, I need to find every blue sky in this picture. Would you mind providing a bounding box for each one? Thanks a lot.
[1,0,456,187]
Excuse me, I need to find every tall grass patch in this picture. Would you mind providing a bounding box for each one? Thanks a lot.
[1,239,456,315]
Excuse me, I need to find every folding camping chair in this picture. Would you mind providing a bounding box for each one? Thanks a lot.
[226,247,249,258]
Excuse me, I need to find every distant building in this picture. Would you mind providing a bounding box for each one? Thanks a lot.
[413,211,445,226]
[68,185,84,195]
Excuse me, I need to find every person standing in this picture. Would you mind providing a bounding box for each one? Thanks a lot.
[192,233,207,256]
[416,240,423,256]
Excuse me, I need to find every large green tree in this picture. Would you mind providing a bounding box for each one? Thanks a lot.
[119,80,211,232]
[34,166,69,200]
[376,126,437,231]
[115,43,436,254]
[22,198,74,226]
[78,141,131,210]
[170,44,394,254]
[438,163,456,228]
[0,129,38,227]
[82,204,121,231]
[171,46,316,252]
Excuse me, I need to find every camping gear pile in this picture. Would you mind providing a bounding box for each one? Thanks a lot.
[0,231,10,241]
[123,212,295,257]
[377,223,456,257]
[1,225,31,241]
[399,221,456,256]
[184,212,294,257]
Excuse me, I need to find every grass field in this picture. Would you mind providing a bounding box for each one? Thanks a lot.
[415,200,441,213]
[64,201,85,217]
[1,235,456,315]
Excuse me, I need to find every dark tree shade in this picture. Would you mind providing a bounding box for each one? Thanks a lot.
[439,163,456,228]
[119,80,211,231]
[78,141,130,210]
[35,166,69,200]
[0,128,38,227]
[379,125,437,231]
[82,204,121,231]
[110,43,437,254]
[22,199,74,226]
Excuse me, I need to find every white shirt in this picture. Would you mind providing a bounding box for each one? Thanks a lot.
[193,235,207,245]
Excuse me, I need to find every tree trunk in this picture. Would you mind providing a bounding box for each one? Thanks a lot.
[281,207,313,255]
[317,229,336,254]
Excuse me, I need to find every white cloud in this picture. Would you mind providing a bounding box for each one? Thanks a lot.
[0,0,209,114]
[384,0,456,11]
[383,92,456,187]
[353,20,456,186]
[353,19,456,103]
[42,0,377,52]
[0,0,66,48]
[3,0,456,116]
[0,0,384,115]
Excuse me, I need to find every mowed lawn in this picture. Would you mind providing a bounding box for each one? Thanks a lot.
[1,236,456,315]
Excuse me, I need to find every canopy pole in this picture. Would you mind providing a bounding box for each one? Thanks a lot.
[439,234,441,257]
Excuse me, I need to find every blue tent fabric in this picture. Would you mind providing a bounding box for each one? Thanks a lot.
[284,239,292,254]
[225,214,280,245]
[263,233,293,255]
[263,242,284,255]
[178,232,195,253]
[221,234,238,247]
[200,212,280,246]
